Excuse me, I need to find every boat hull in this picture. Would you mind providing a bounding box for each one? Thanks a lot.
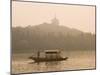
[29,57,68,62]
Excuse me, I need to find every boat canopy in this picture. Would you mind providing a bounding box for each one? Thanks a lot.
[44,50,61,54]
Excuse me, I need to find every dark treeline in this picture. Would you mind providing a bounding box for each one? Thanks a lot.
[12,24,95,53]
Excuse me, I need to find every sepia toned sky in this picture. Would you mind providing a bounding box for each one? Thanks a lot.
[12,1,95,34]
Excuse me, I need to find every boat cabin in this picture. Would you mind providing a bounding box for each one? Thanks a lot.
[44,50,61,59]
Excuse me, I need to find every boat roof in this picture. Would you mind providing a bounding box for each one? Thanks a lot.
[44,50,60,53]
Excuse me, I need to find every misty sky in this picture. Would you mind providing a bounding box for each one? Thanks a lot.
[12,1,95,34]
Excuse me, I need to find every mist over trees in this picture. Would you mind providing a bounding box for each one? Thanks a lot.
[12,23,95,53]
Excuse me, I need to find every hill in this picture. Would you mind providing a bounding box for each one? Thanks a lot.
[12,23,95,53]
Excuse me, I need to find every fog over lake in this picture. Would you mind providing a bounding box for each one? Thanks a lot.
[12,50,95,74]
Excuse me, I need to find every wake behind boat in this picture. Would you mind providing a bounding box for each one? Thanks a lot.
[29,50,68,62]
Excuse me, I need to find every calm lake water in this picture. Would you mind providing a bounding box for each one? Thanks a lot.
[12,50,95,74]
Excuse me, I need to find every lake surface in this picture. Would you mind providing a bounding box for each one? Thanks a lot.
[12,50,95,74]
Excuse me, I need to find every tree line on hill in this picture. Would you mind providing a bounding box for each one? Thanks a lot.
[12,24,95,53]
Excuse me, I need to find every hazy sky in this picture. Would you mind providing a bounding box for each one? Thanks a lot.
[12,1,95,34]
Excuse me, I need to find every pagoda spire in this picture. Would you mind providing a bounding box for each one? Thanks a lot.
[51,14,59,25]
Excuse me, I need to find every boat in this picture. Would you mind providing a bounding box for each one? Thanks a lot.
[29,50,68,62]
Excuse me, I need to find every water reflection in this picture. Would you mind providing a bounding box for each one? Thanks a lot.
[37,61,61,71]
[45,61,61,71]
[31,61,61,72]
